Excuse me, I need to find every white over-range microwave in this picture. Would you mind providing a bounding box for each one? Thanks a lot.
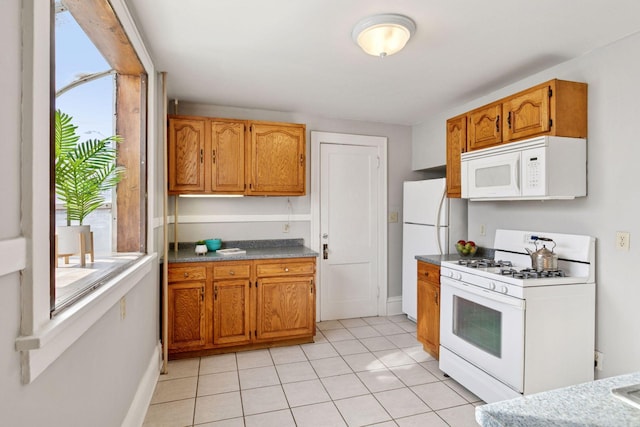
[461,136,586,200]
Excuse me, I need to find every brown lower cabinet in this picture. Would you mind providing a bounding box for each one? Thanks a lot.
[167,257,316,358]
[416,260,440,359]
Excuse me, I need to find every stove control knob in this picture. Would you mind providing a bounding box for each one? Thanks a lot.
[489,282,496,290]
[500,286,509,294]
[447,271,454,278]
[455,272,462,280]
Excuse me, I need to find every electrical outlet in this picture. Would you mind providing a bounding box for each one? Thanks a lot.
[616,231,630,251]
[480,224,486,236]
[594,350,604,371]
[388,211,398,223]
[120,297,126,320]
[283,223,290,233]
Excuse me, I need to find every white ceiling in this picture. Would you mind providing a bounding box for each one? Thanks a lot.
[127,0,640,126]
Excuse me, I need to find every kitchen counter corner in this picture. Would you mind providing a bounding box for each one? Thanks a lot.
[415,247,495,266]
[476,372,640,427]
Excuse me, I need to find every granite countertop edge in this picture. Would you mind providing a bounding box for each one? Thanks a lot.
[416,247,495,266]
[166,238,319,263]
[475,372,640,427]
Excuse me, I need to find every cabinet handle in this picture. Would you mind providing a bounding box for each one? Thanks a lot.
[201,288,204,301]
[183,272,188,278]
[200,148,203,163]
[310,279,314,293]
[212,149,216,164]
[435,291,439,305]
[424,271,429,277]
[229,270,235,275]
[507,111,512,129]
[214,285,218,300]
[495,115,500,133]
[284,267,289,272]
[300,154,304,165]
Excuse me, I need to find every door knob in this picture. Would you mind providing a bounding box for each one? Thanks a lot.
[322,233,328,239]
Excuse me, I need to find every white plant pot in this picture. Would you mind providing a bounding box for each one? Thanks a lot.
[195,244,208,255]
[56,225,91,255]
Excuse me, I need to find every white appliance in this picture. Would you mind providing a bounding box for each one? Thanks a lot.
[401,178,467,320]
[439,229,596,403]
[461,136,586,200]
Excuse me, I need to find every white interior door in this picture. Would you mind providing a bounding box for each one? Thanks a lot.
[316,137,384,320]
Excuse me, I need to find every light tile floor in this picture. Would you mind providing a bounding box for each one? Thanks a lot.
[143,315,484,427]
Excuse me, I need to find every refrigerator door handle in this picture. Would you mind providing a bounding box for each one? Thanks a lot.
[435,185,446,255]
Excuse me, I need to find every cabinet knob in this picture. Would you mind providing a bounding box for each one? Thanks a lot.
[183,273,188,278]
[229,270,235,275]
[285,267,289,272]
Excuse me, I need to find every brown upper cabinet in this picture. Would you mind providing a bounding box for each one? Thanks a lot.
[468,103,503,150]
[446,114,467,198]
[168,115,306,196]
[247,122,306,196]
[168,117,207,193]
[502,80,587,141]
[446,79,587,198]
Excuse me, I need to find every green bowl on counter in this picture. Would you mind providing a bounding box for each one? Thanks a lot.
[205,238,222,251]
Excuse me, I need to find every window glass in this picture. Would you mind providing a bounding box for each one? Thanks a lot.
[53,6,145,313]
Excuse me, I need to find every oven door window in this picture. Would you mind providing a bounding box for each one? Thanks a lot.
[453,295,501,357]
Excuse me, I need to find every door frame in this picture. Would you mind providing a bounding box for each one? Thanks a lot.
[310,131,388,321]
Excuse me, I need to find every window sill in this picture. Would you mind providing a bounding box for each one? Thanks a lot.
[15,253,156,384]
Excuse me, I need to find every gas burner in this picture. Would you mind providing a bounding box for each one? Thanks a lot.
[458,259,513,268]
[499,267,566,279]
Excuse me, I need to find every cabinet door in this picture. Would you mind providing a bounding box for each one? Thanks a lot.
[468,104,502,150]
[446,115,466,198]
[255,276,314,341]
[503,85,551,141]
[421,280,440,359]
[168,281,206,352]
[416,261,440,359]
[211,121,246,193]
[168,117,206,193]
[247,123,306,195]
[213,279,252,346]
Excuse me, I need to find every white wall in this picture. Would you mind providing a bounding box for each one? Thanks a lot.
[172,102,425,299]
[0,1,162,425]
[412,32,640,379]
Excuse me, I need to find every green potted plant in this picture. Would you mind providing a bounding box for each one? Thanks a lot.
[54,109,125,266]
[195,240,208,255]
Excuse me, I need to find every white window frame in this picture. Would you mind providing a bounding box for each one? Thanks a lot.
[16,0,158,384]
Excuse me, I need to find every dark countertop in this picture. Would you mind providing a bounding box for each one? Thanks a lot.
[166,239,318,263]
[416,248,495,266]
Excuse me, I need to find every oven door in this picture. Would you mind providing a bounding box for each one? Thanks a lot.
[440,277,525,392]
[462,150,520,199]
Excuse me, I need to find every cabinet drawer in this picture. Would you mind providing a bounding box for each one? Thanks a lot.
[168,265,207,282]
[256,259,315,277]
[212,263,251,279]
[417,261,440,284]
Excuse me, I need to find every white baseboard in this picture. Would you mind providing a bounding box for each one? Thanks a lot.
[386,296,403,316]
[121,342,162,427]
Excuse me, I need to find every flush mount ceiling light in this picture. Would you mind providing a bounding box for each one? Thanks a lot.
[352,13,416,57]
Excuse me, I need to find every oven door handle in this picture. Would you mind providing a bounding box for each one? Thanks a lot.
[441,277,525,309]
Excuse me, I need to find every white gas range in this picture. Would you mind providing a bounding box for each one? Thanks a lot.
[438,229,596,403]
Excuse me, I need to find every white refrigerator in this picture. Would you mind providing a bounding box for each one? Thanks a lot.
[402,178,467,320]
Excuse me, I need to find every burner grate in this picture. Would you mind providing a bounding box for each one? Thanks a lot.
[457,259,512,268]
[499,267,566,279]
